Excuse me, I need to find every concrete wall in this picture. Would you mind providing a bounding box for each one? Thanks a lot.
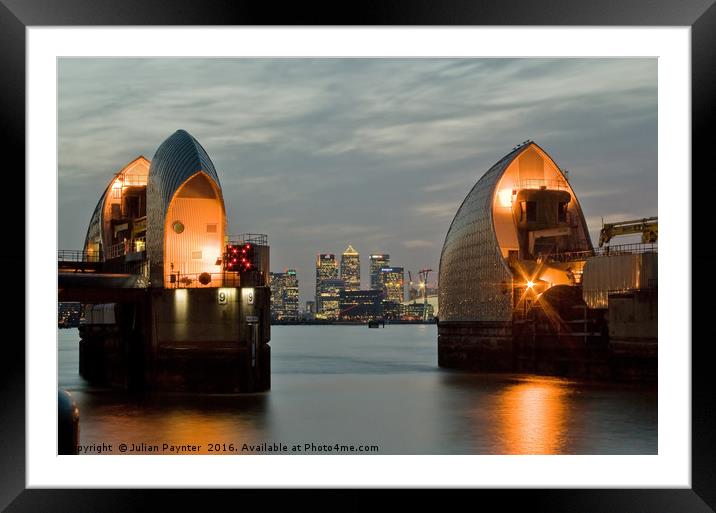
[78,286,272,392]
[438,321,514,370]
[151,287,241,346]
[609,289,658,350]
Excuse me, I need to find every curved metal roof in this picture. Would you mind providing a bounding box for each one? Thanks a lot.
[147,129,222,215]
[438,144,525,322]
[83,187,107,252]
[438,141,593,322]
[145,130,226,287]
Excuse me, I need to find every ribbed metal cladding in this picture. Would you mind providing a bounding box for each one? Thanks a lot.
[438,147,522,322]
[83,188,108,255]
[147,130,222,215]
[438,142,593,322]
[146,130,224,287]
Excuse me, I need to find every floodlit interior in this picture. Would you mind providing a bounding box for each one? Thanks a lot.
[85,156,150,259]
[163,172,226,288]
[492,145,590,260]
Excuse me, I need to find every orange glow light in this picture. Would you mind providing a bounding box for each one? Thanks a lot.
[496,377,570,454]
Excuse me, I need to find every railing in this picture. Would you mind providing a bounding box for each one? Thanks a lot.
[229,233,268,246]
[166,272,241,289]
[597,242,658,256]
[106,237,146,260]
[58,250,103,262]
[543,242,658,263]
[121,174,148,187]
[517,179,570,191]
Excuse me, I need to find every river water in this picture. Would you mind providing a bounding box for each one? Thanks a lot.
[58,325,657,455]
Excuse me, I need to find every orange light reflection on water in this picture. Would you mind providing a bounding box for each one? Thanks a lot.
[496,377,571,454]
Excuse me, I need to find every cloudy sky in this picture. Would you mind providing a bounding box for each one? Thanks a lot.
[58,58,657,305]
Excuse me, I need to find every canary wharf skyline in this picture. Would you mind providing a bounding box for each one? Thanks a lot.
[58,58,657,304]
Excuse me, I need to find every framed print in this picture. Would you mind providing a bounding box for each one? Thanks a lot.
[3,0,714,510]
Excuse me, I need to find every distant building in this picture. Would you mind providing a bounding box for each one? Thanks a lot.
[380,267,405,304]
[317,278,344,320]
[369,254,389,290]
[270,272,279,312]
[283,270,299,320]
[315,253,338,315]
[378,266,404,320]
[382,300,402,320]
[58,302,82,328]
[340,244,361,291]
[402,302,435,322]
[270,269,299,321]
[302,301,316,321]
[339,289,384,321]
[402,295,439,319]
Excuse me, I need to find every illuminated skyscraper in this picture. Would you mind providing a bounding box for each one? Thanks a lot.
[380,267,405,304]
[282,269,299,321]
[369,254,390,291]
[269,269,299,321]
[317,278,344,320]
[316,253,338,315]
[269,272,281,318]
[340,244,361,291]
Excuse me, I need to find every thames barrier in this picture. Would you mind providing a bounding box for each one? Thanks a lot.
[58,129,271,392]
[437,141,657,381]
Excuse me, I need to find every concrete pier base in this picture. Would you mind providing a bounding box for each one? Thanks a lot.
[437,321,513,371]
[78,286,272,393]
[438,315,655,382]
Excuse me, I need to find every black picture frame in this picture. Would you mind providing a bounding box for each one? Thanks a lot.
[3,1,712,510]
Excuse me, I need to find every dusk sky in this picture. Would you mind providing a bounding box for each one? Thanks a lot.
[58,58,657,305]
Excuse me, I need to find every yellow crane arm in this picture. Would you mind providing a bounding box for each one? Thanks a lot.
[599,217,658,247]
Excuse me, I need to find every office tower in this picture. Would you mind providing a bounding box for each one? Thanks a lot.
[380,266,405,304]
[369,253,390,291]
[282,269,299,321]
[269,269,300,321]
[315,253,338,315]
[317,278,345,320]
[340,244,361,291]
[269,272,283,320]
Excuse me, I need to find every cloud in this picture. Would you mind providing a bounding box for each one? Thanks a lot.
[423,176,473,193]
[412,202,460,218]
[402,240,434,249]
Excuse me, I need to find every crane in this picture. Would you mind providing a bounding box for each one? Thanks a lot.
[408,271,418,302]
[418,269,433,305]
[598,217,658,247]
[417,269,433,322]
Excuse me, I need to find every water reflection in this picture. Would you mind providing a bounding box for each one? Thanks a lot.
[73,391,271,454]
[59,327,657,455]
[495,377,571,454]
